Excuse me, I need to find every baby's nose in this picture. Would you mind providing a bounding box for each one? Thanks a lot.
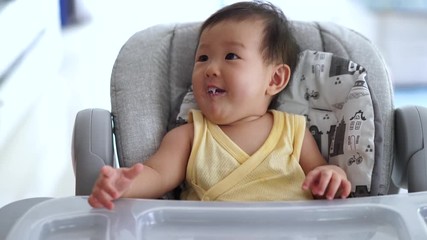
[205,62,220,77]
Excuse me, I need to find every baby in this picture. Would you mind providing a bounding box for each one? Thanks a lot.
[89,1,351,210]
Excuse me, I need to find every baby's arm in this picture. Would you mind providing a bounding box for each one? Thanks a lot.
[299,129,351,200]
[88,123,193,209]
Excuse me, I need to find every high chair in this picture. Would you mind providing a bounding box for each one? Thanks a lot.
[72,21,427,197]
[2,21,427,240]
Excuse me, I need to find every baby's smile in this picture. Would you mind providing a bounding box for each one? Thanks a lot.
[207,87,226,96]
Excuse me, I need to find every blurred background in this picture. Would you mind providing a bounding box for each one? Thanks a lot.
[0,0,426,208]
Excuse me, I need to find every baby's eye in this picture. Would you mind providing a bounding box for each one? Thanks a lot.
[225,53,239,60]
[197,55,208,62]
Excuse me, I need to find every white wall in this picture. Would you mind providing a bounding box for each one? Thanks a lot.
[375,12,427,86]
[223,0,377,40]
[0,0,65,208]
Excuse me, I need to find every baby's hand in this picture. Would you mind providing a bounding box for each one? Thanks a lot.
[302,165,351,200]
[88,163,144,210]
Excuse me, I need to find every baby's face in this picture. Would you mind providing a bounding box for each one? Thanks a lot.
[192,19,275,125]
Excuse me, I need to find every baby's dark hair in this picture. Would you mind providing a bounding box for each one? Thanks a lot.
[200,1,300,72]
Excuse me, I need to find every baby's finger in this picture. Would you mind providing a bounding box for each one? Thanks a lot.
[312,170,333,196]
[325,174,341,200]
[302,168,320,190]
[88,195,103,208]
[123,163,144,180]
[90,189,115,210]
[340,179,352,198]
[88,195,114,209]
[99,180,121,199]
[100,165,115,178]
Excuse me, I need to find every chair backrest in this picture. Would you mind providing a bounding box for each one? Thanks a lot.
[110,21,394,195]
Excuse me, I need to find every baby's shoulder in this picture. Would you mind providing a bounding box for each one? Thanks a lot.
[168,122,194,140]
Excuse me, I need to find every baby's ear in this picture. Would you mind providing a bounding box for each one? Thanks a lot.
[267,64,290,96]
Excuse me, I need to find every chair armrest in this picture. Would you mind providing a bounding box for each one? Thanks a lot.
[72,108,114,195]
[393,105,427,192]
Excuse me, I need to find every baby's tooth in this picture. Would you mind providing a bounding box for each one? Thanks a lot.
[208,88,216,94]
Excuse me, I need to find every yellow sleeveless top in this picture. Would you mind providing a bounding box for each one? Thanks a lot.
[180,109,313,201]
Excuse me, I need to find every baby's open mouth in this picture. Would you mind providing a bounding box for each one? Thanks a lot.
[207,87,225,95]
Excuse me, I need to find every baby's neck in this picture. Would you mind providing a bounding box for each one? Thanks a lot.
[220,113,267,127]
[218,111,274,156]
